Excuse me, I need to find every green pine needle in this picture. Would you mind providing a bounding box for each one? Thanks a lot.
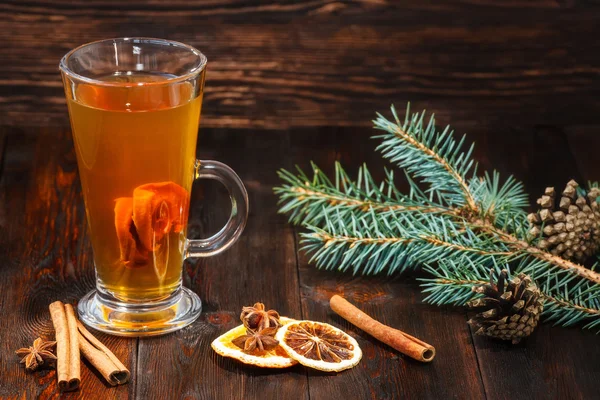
[274,104,600,333]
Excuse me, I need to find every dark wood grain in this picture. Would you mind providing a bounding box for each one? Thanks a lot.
[565,125,600,184]
[134,128,308,400]
[0,129,135,399]
[0,112,599,399]
[298,271,487,400]
[1,1,600,399]
[472,325,600,400]
[1,1,600,129]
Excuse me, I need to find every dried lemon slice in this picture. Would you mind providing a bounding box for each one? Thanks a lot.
[275,320,362,372]
[211,317,297,368]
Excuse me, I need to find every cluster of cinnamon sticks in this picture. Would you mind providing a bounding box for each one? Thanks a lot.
[49,301,130,392]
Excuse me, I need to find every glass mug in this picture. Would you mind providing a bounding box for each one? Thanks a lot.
[60,38,248,336]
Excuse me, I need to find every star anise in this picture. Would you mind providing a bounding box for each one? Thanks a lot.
[15,338,57,371]
[232,327,279,352]
[240,302,281,331]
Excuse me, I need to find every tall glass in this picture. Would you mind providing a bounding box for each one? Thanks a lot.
[60,38,248,336]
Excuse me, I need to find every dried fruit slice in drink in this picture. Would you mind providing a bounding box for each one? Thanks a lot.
[132,182,189,251]
[114,181,188,272]
[151,200,170,283]
[211,317,298,368]
[76,84,112,109]
[275,320,362,372]
[114,197,149,267]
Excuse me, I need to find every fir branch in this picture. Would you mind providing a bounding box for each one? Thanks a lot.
[278,161,600,287]
[305,230,511,259]
[544,295,600,331]
[275,162,450,227]
[373,105,478,210]
[274,104,600,332]
[421,259,600,332]
[299,209,514,276]
[473,221,600,286]
[420,258,494,306]
[469,171,529,235]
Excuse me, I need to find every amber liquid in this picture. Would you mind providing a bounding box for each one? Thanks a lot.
[67,72,203,301]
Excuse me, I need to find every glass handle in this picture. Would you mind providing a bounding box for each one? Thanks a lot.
[185,159,249,258]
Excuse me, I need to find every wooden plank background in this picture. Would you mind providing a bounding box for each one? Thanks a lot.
[1,1,600,130]
[0,1,599,399]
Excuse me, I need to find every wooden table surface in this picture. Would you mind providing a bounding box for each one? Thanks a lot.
[1,1,599,399]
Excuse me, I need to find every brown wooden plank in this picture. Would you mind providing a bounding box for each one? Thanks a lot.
[565,125,600,184]
[0,0,569,17]
[0,127,7,180]
[134,128,308,400]
[1,2,600,129]
[288,127,486,399]
[0,128,135,399]
[472,324,600,400]
[298,269,488,399]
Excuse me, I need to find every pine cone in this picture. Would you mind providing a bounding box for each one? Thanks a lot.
[468,270,543,344]
[527,180,600,263]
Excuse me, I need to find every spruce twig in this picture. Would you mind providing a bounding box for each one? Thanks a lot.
[274,104,600,332]
[373,106,479,211]
[473,221,600,285]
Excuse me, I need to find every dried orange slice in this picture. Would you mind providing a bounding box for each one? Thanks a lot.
[211,317,297,368]
[132,182,189,251]
[151,201,170,283]
[275,320,362,372]
[114,197,148,267]
[135,181,189,233]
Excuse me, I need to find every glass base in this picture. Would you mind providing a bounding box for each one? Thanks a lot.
[77,286,202,337]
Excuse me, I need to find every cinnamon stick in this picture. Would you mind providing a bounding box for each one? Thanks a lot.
[77,321,130,386]
[49,301,81,391]
[330,295,436,362]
